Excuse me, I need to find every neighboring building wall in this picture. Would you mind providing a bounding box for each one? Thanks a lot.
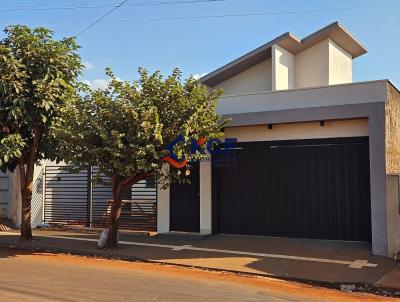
[329,40,352,85]
[385,84,400,174]
[224,118,368,142]
[0,172,11,219]
[385,83,400,258]
[6,173,13,219]
[11,161,49,227]
[272,44,294,91]
[214,59,272,95]
[386,175,400,258]
[294,39,330,89]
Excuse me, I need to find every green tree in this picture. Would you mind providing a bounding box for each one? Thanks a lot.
[54,68,224,248]
[0,25,82,239]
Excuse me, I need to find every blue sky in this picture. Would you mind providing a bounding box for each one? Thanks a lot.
[1,0,399,88]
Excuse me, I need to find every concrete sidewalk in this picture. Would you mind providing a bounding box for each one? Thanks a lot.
[0,230,398,291]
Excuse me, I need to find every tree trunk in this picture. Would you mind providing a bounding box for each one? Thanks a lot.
[19,127,41,240]
[104,174,148,249]
[19,161,32,240]
[104,184,123,249]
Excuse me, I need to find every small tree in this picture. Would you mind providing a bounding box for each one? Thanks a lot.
[0,25,82,239]
[54,68,224,248]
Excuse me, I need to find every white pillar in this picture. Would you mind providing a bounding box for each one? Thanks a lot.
[200,160,212,234]
[271,44,295,91]
[157,182,170,233]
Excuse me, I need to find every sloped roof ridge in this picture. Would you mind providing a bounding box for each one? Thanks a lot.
[200,22,367,87]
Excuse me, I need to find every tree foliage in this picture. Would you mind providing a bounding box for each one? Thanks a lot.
[0,25,82,170]
[0,25,82,238]
[54,67,224,185]
[53,67,225,247]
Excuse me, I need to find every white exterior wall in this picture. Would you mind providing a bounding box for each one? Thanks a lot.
[10,160,70,228]
[329,40,352,85]
[214,39,353,97]
[294,39,330,89]
[272,44,295,91]
[224,118,368,143]
[217,80,387,116]
[214,59,272,95]
[293,39,352,89]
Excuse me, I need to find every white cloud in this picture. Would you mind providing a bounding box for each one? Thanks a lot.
[84,78,109,90]
[192,72,207,80]
[83,61,95,70]
[83,77,123,90]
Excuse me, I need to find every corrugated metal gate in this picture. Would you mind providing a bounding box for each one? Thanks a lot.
[212,137,372,242]
[44,166,157,231]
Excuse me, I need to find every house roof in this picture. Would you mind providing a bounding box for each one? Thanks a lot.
[200,22,368,87]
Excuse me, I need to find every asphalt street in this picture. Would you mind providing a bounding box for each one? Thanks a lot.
[0,248,392,302]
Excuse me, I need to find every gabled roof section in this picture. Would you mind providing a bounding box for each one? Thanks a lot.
[200,22,367,87]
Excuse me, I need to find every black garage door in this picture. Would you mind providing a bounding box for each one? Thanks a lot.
[212,137,371,242]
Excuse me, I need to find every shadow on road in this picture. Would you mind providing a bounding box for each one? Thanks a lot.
[0,245,46,259]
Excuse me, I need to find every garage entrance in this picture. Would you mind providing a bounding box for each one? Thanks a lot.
[212,137,371,242]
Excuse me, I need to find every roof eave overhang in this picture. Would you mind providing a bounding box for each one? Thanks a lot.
[200,32,295,87]
[200,22,367,87]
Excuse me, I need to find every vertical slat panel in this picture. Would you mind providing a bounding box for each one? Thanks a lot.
[44,166,88,225]
[44,166,157,231]
[212,137,372,242]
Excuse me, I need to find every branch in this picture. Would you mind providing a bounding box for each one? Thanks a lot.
[25,127,41,185]
[117,172,154,193]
